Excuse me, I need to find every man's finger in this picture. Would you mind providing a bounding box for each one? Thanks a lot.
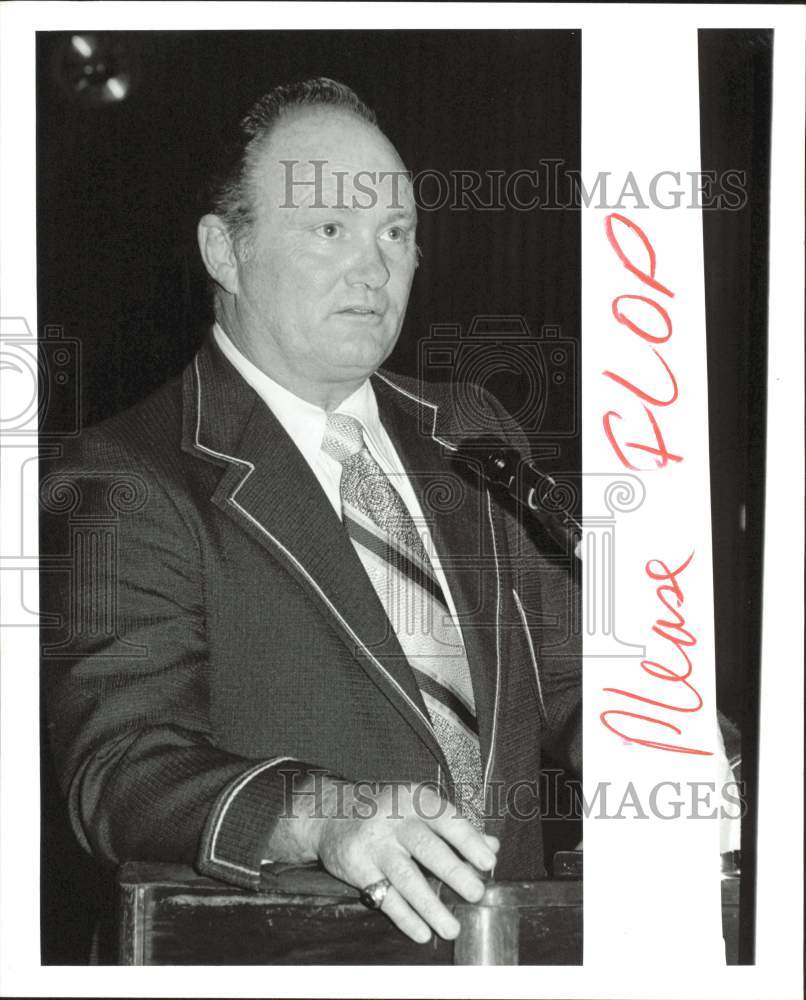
[380,847,461,940]
[399,821,486,903]
[377,885,433,944]
[425,808,498,872]
[352,864,432,944]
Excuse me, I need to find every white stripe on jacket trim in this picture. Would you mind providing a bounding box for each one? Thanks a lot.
[208,756,294,875]
[374,372,458,450]
[481,489,502,794]
[513,587,547,725]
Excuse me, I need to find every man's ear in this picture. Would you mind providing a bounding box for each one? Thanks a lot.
[197,215,239,295]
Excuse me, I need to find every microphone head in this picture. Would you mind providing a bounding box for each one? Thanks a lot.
[447,436,520,489]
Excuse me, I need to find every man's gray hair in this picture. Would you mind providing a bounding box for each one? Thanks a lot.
[207,77,378,259]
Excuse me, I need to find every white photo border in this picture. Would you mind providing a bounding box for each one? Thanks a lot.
[1,3,802,998]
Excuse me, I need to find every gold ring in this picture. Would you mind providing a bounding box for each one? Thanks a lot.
[359,877,392,910]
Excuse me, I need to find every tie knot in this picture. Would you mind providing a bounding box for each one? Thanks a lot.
[322,413,365,464]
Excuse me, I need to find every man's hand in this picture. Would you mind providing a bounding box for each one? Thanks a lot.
[308,779,499,944]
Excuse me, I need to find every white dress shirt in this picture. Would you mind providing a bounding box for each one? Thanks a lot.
[212,323,465,637]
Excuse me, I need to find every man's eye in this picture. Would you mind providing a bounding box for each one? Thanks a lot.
[316,223,341,238]
[382,226,408,243]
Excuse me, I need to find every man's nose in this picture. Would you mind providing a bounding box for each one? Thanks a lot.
[344,238,390,289]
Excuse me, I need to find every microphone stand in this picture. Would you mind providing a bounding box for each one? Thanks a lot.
[449,439,583,559]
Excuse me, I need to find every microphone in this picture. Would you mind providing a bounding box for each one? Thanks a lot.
[448,436,583,559]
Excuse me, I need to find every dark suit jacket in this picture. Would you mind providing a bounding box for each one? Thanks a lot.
[41,336,581,890]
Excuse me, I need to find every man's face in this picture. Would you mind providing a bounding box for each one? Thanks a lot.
[226,108,418,406]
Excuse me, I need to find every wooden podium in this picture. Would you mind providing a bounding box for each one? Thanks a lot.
[117,853,740,965]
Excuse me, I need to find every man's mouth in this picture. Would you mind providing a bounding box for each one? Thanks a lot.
[337,306,383,317]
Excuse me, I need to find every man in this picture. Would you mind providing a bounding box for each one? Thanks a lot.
[42,78,581,948]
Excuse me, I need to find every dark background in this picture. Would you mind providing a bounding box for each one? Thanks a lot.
[699,29,772,964]
[36,29,770,965]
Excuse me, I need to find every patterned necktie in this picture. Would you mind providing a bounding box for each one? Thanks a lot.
[322,412,484,828]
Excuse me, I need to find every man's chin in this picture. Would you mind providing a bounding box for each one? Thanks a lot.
[319,355,387,383]
[320,340,398,378]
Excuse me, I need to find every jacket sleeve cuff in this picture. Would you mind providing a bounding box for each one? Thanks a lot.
[196,757,326,890]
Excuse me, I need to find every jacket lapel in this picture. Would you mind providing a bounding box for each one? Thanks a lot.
[181,338,443,762]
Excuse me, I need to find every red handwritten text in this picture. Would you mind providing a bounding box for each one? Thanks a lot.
[602,213,683,471]
[601,551,712,755]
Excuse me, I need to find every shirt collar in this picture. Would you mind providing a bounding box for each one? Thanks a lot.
[212,322,382,469]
